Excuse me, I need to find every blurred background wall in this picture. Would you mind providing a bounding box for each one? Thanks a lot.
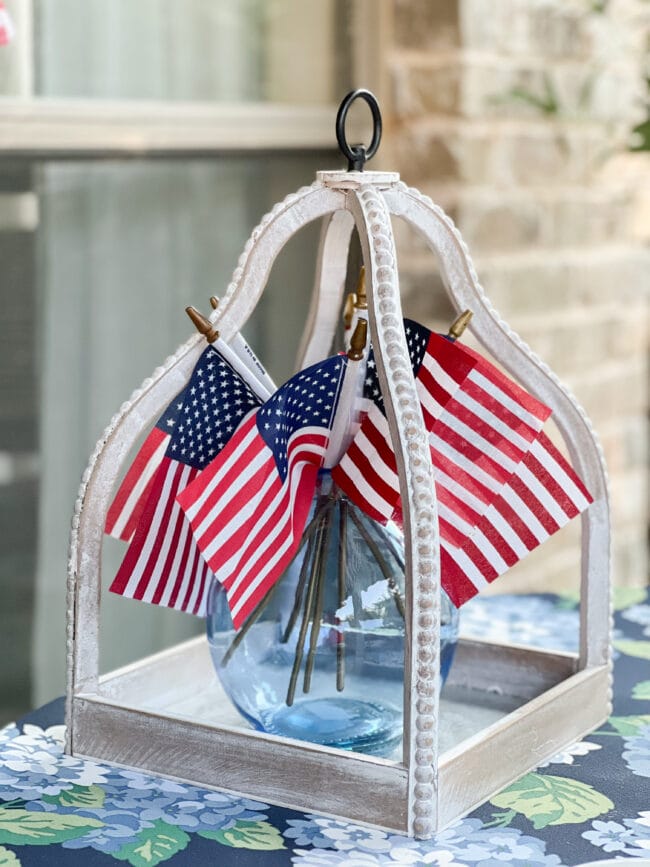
[0,0,648,722]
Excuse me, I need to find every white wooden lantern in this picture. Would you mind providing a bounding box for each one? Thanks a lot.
[65,167,610,840]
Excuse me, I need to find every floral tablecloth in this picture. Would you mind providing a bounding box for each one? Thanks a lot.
[1,589,649,866]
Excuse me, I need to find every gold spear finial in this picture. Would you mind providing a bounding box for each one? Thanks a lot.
[186,305,219,343]
[343,292,356,329]
[448,309,473,341]
[209,295,219,311]
[348,318,368,361]
[353,266,367,310]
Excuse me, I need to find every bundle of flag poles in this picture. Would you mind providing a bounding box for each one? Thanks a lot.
[106,283,593,703]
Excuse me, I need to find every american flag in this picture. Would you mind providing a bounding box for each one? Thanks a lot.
[0,2,14,45]
[177,354,348,629]
[105,391,186,542]
[332,319,592,606]
[108,345,262,616]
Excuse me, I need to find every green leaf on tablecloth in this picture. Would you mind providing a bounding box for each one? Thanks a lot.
[42,784,105,809]
[555,592,579,610]
[0,807,103,846]
[558,587,647,611]
[199,819,285,850]
[0,846,21,865]
[490,773,613,829]
[632,680,650,700]
[607,715,650,736]
[112,821,189,866]
[612,587,648,610]
[614,640,650,660]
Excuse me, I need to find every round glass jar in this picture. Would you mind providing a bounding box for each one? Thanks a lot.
[206,473,459,757]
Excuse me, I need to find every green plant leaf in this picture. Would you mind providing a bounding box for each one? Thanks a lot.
[490,773,613,829]
[606,715,650,737]
[199,820,285,850]
[612,586,648,610]
[112,821,189,867]
[0,847,21,866]
[0,807,102,846]
[614,640,650,660]
[632,680,650,700]
[43,784,105,809]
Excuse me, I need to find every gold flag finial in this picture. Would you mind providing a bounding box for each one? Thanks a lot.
[353,266,367,310]
[348,318,368,361]
[209,295,219,311]
[448,309,473,341]
[186,306,219,344]
[343,292,356,329]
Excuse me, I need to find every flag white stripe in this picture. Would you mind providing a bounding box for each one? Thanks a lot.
[140,464,193,603]
[422,353,461,398]
[217,436,328,591]
[481,503,530,559]
[531,439,590,510]
[357,416,400,488]
[196,445,272,547]
[229,462,313,620]
[454,389,533,452]
[184,422,258,521]
[430,432,502,493]
[416,379,445,422]
[518,462,570,527]
[159,506,192,608]
[437,412,518,475]
[186,555,208,614]
[202,461,277,565]
[122,462,180,599]
[110,436,170,538]
[468,369,546,431]
[440,541,490,591]
[501,486,549,543]
[337,453,395,520]
[173,534,202,613]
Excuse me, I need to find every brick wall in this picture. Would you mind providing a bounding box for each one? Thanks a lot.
[384,0,650,593]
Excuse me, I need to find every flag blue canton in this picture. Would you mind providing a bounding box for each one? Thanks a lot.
[257,355,348,481]
[166,346,261,469]
[364,318,430,412]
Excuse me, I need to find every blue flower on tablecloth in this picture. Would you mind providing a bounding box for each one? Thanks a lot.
[622,604,650,636]
[289,817,562,866]
[583,813,650,858]
[0,723,109,800]
[51,782,268,854]
[284,816,394,853]
[460,595,579,652]
[57,808,142,853]
[622,723,650,778]
[291,847,458,865]
[1,723,271,856]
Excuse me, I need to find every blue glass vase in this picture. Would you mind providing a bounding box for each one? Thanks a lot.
[206,473,459,757]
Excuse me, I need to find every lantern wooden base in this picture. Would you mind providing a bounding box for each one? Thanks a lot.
[68,635,609,834]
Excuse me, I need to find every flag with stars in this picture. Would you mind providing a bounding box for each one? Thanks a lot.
[108,345,262,616]
[332,318,592,607]
[177,354,348,629]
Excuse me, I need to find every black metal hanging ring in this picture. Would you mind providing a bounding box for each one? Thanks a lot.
[335,89,382,172]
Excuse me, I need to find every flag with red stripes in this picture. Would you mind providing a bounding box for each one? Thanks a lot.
[332,319,592,606]
[108,345,262,616]
[177,354,348,629]
[105,393,186,542]
[0,2,14,45]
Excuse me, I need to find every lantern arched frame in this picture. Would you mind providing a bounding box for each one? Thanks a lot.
[66,169,611,839]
